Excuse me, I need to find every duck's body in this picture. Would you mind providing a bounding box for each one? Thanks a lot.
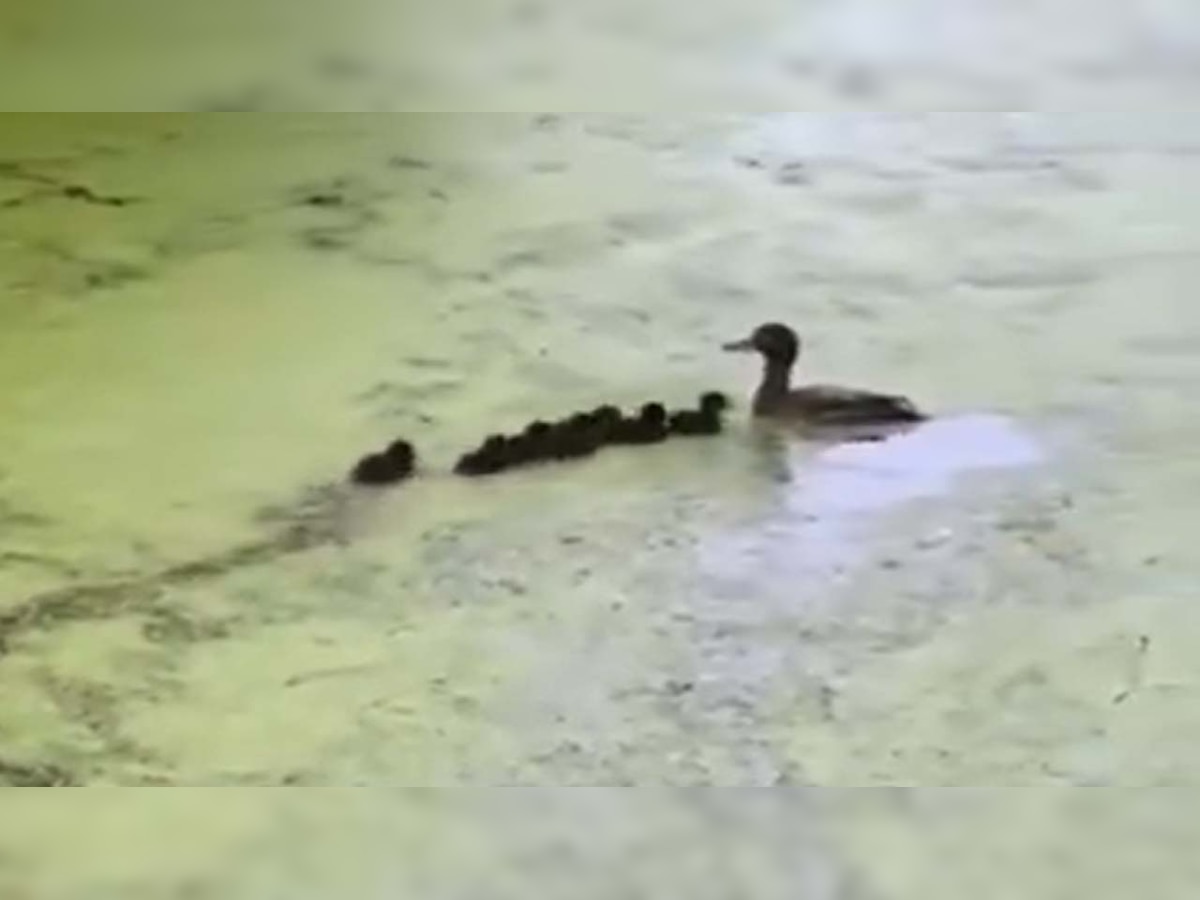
[724,323,925,427]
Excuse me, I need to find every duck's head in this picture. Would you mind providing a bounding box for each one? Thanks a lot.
[723,323,800,366]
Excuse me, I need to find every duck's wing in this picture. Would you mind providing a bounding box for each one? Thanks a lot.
[792,385,926,426]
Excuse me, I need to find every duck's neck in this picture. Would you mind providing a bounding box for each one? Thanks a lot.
[752,357,794,415]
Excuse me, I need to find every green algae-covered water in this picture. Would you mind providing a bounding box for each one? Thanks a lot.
[4,2,1200,897]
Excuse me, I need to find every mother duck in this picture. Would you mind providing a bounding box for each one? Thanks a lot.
[723,322,926,426]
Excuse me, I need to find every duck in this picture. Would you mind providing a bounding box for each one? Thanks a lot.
[350,438,416,486]
[723,323,926,426]
[613,402,669,445]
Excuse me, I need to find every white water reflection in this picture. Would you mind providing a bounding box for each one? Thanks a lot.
[791,413,1044,517]
[703,414,1044,585]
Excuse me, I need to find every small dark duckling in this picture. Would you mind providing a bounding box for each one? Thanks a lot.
[668,407,722,437]
[523,420,553,442]
[613,402,669,445]
[385,439,416,472]
[590,404,623,442]
[558,406,623,448]
[699,391,730,416]
[669,390,730,436]
[515,420,563,464]
[350,438,416,486]
[454,434,512,477]
[723,323,926,425]
[454,450,501,476]
[500,432,538,466]
[547,417,603,460]
[563,411,597,434]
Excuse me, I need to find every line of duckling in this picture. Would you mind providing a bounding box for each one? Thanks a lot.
[453,391,730,478]
[347,391,729,486]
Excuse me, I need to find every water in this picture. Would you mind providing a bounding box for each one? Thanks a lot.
[3,4,1200,897]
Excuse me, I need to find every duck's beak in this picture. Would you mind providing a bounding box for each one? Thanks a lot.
[722,336,756,352]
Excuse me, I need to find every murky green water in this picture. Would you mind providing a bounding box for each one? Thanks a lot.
[4,1,1200,896]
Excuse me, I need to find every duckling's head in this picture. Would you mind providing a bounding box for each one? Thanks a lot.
[481,434,507,454]
[640,402,667,425]
[385,439,415,467]
[524,420,552,439]
[588,405,622,440]
[593,404,622,425]
[723,323,800,366]
[699,391,729,415]
[564,412,596,433]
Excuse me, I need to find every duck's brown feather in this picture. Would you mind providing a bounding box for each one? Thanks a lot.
[760,384,925,425]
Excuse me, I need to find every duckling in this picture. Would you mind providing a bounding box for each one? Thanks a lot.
[384,439,416,475]
[454,434,512,477]
[512,421,563,464]
[723,323,926,425]
[563,411,597,434]
[561,407,622,445]
[523,420,553,442]
[668,407,722,437]
[669,390,730,436]
[499,433,533,466]
[455,445,506,477]
[547,417,602,460]
[485,434,508,450]
[590,404,623,442]
[613,402,669,445]
[699,391,730,416]
[350,451,408,486]
[454,450,500,476]
[642,402,667,425]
